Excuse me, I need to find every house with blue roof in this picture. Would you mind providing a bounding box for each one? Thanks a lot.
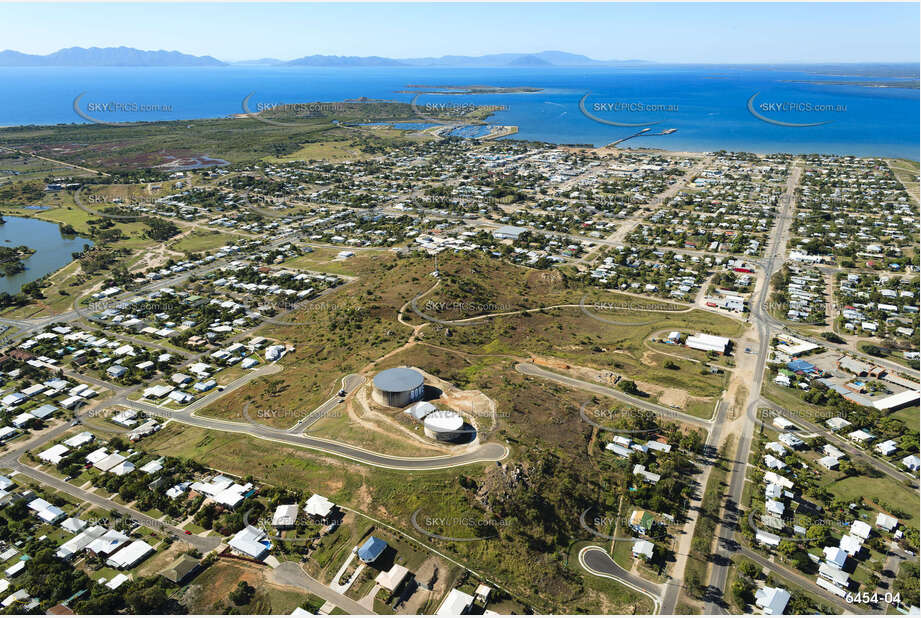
[357,536,388,563]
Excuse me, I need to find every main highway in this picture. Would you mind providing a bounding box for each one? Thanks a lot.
[702,161,800,613]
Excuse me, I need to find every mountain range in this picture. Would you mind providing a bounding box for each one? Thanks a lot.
[0,46,226,67]
[0,46,650,67]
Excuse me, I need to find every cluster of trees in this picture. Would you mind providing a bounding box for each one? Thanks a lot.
[142,216,180,241]
[0,245,33,276]
[631,223,765,256]
[0,180,44,203]
[0,520,179,613]
[73,246,130,275]
[894,562,921,607]
[194,491,264,537]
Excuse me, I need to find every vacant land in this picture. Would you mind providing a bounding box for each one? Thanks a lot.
[824,475,919,528]
[182,559,305,614]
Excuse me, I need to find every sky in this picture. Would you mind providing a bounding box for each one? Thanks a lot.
[1,2,918,64]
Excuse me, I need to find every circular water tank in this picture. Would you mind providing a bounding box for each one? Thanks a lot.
[423,410,466,442]
[372,368,425,407]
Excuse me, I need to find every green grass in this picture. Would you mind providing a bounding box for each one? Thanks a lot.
[674,601,701,614]
[761,381,829,418]
[170,229,246,253]
[823,475,919,528]
[891,406,920,433]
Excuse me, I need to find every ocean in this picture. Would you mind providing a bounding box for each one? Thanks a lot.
[1,64,918,159]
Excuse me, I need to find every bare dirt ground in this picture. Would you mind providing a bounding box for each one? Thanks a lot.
[337,365,497,456]
[134,540,196,578]
[400,556,455,615]
[657,388,689,409]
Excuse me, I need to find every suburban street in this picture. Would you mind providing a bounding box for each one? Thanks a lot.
[703,161,801,613]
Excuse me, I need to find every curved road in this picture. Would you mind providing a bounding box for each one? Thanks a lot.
[111,367,509,471]
[516,362,713,428]
[579,546,662,613]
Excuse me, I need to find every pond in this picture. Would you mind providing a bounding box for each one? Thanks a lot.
[0,216,94,295]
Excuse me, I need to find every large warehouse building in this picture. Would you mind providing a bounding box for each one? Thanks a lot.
[686,333,731,355]
[372,367,425,407]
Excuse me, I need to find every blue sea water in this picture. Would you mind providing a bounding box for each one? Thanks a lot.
[1,65,917,159]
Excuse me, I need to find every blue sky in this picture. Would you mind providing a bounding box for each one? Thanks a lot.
[2,2,918,63]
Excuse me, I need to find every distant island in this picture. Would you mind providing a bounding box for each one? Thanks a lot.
[782,79,920,89]
[0,46,226,67]
[0,46,651,68]
[282,50,652,67]
[399,85,543,94]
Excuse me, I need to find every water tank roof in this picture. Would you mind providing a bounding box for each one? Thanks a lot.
[373,367,424,392]
[424,410,464,432]
[405,401,437,420]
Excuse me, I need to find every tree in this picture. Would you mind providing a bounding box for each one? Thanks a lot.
[230,581,256,606]
[737,559,760,579]
[806,524,831,547]
[685,570,705,600]
[894,562,921,607]
[777,540,797,557]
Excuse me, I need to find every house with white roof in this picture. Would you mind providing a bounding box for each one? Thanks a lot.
[94,453,127,473]
[375,564,410,592]
[632,539,655,560]
[763,471,793,489]
[107,540,154,569]
[763,454,786,470]
[56,525,107,560]
[755,586,790,615]
[61,517,86,534]
[10,413,34,429]
[27,498,65,524]
[38,443,69,464]
[105,573,130,590]
[303,494,337,522]
[876,439,898,456]
[818,562,850,588]
[823,444,845,459]
[765,499,785,516]
[765,483,783,500]
[109,461,136,476]
[839,534,862,556]
[272,504,299,529]
[850,520,872,540]
[228,525,269,560]
[755,530,780,547]
[823,546,848,568]
[765,442,787,456]
[876,512,898,532]
[847,429,874,444]
[63,431,94,448]
[436,588,474,616]
[86,529,130,556]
